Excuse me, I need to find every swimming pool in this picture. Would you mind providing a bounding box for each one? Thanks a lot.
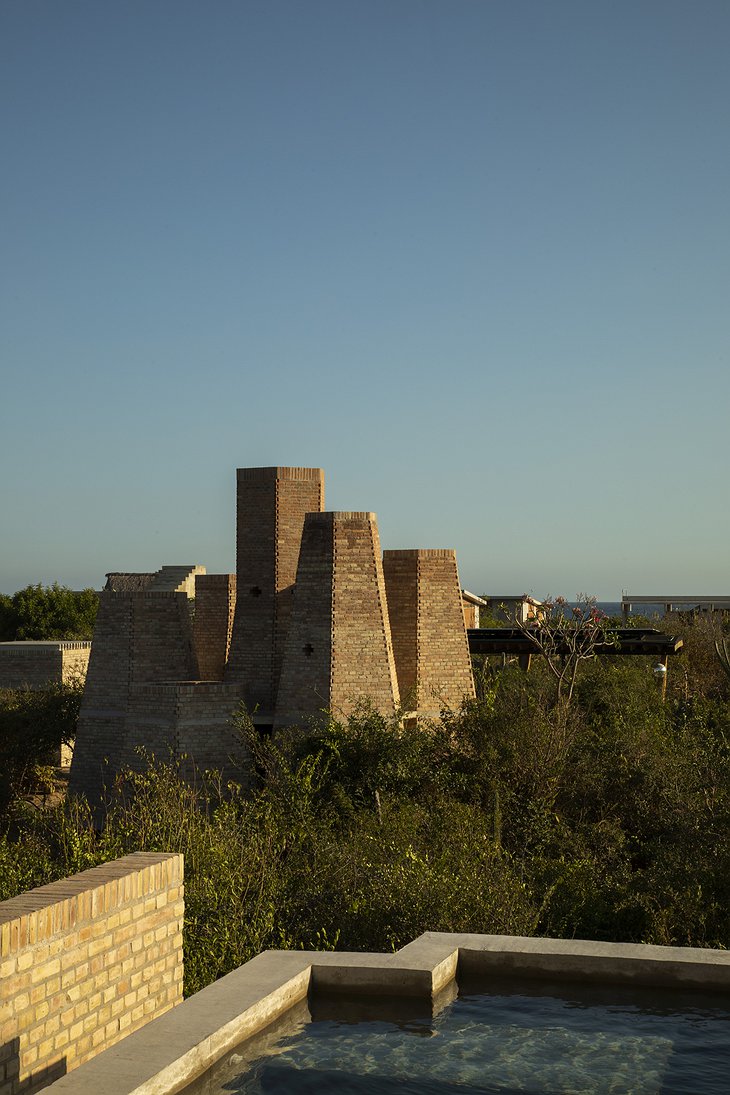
[42,933,730,1095]
[189,977,730,1095]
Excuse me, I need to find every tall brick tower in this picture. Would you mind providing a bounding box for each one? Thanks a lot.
[274,511,400,727]
[383,549,475,718]
[225,466,324,717]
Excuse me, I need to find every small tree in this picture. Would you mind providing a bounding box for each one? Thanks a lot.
[0,678,83,816]
[509,594,613,705]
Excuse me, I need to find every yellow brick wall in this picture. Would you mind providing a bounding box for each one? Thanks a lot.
[0,853,183,1095]
[225,466,324,717]
[193,574,237,682]
[383,549,475,719]
[0,644,90,692]
[275,512,400,727]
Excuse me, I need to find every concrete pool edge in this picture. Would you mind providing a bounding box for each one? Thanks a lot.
[42,933,730,1095]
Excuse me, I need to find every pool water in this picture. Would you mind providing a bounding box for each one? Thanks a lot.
[193,978,730,1095]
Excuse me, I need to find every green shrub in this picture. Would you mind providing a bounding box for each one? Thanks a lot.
[0,678,83,817]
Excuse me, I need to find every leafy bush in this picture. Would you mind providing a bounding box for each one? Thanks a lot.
[0,678,83,816]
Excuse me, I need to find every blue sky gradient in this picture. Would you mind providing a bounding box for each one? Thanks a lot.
[2,1,728,597]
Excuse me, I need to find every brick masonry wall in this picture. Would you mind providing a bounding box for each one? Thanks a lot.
[121,683,251,789]
[68,595,134,804]
[130,593,198,685]
[380,553,419,706]
[0,645,91,692]
[192,575,237,682]
[226,467,324,717]
[275,512,400,727]
[274,511,335,727]
[69,593,198,806]
[0,852,183,1095]
[331,513,400,718]
[383,550,475,718]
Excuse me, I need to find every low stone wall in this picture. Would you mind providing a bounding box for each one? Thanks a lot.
[0,852,183,1095]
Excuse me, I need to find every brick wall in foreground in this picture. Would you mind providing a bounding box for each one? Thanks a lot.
[0,852,183,1095]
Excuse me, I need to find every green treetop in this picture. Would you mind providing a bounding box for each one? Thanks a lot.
[0,583,98,641]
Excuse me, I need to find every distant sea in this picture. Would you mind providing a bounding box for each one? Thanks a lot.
[597,602,624,617]
[589,602,701,619]
[573,602,665,618]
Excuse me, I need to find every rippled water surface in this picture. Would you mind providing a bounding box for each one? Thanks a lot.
[193,978,730,1095]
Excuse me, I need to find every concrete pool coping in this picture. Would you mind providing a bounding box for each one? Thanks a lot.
[44,933,730,1095]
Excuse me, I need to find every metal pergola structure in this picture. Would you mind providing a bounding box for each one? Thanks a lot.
[467,628,684,659]
[467,628,684,697]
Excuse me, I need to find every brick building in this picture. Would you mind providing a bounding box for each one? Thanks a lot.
[0,641,91,692]
[70,465,475,801]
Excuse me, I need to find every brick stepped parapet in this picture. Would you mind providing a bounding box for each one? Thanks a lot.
[0,853,183,1095]
[69,592,199,805]
[274,512,400,727]
[148,565,206,598]
[104,567,205,597]
[225,467,324,718]
[193,574,237,682]
[383,549,475,718]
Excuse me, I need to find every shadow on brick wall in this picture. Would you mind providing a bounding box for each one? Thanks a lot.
[0,1039,67,1095]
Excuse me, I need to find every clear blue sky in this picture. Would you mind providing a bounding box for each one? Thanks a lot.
[2,1,728,599]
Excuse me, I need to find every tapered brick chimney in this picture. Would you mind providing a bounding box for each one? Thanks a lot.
[274,512,400,727]
[225,466,324,715]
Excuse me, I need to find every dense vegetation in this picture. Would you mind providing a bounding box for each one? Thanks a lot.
[0,583,98,641]
[0,680,82,816]
[0,612,728,997]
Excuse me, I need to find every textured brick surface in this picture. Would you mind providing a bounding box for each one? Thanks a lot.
[0,853,183,1095]
[382,553,419,707]
[225,467,324,717]
[0,644,91,692]
[121,683,251,788]
[69,463,477,788]
[0,644,91,766]
[193,575,237,682]
[69,593,198,805]
[383,549,475,718]
[148,565,206,598]
[275,512,400,726]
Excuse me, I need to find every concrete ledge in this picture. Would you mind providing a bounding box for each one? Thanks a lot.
[408,932,730,991]
[42,952,313,1095]
[44,932,730,1095]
